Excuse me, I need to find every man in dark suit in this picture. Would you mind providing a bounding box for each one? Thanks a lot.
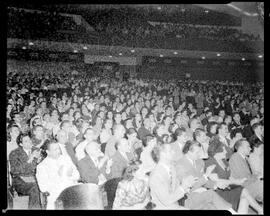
[108,138,134,179]
[9,133,41,209]
[229,139,263,202]
[77,142,112,185]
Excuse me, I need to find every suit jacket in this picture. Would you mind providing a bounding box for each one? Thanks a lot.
[149,162,186,209]
[229,152,252,180]
[77,155,108,184]
[108,151,133,180]
[9,147,38,179]
[175,156,215,191]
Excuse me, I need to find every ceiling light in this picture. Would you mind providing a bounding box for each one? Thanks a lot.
[22,46,26,50]
[160,54,163,57]
[83,46,87,50]
[217,53,221,57]
[29,42,34,46]
[73,50,78,53]
[258,55,263,58]
[173,51,178,55]
[242,58,245,61]
[202,56,206,59]
[131,49,135,53]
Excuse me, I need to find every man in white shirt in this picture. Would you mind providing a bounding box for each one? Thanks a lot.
[36,141,80,209]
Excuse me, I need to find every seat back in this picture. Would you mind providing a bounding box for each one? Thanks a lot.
[103,177,122,210]
[55,183,104,210]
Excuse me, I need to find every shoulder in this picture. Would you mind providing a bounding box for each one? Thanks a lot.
[9,147,22,158]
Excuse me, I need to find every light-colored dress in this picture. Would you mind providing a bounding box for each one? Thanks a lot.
[113,177,150,209]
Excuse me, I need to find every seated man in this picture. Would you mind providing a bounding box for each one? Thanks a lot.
[108,138,135,179]
[77,142,112,185]
[229,139,263,202]
[149,143,197,209]
[105,124,126,158]
[175,140,236,213]
[9,133,42,209]
[56,129,78,166]
[36,141,80,209]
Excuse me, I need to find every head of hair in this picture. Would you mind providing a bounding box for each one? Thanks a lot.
[7,124,20,142]
[207,139,224,157]
[234,138,248,152]
[126,128,137,136]
[230,128,242,139]
[122,164,139,181]
[182,140,201,154]
[60,120,70,129]
[193,128,205,141]
[16,132,30,146]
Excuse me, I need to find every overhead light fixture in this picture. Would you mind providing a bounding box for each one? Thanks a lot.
[202,56,206,60]
[242,58,246,61]
[217,53,221,57]
[173,51,178,55]
[22,46,26,50]
[83,46,87,50]
[258,55,263,58]
[131,49,135,53]
[29,42,34,46]
[119,53,122,56]
[160,54,164,57]
[73,50,78,53]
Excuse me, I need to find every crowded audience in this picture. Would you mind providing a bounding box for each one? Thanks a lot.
[7,59,263,212]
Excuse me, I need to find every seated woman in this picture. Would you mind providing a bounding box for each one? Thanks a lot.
[113,163,151,210]
[205,141,263,214]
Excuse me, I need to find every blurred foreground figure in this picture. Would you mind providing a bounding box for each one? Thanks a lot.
[55,183,104,210]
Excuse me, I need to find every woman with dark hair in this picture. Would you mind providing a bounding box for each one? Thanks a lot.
[206,122,218,138]
[112,163,150,209]
[205,141,263,214]
[126,128,143,161]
